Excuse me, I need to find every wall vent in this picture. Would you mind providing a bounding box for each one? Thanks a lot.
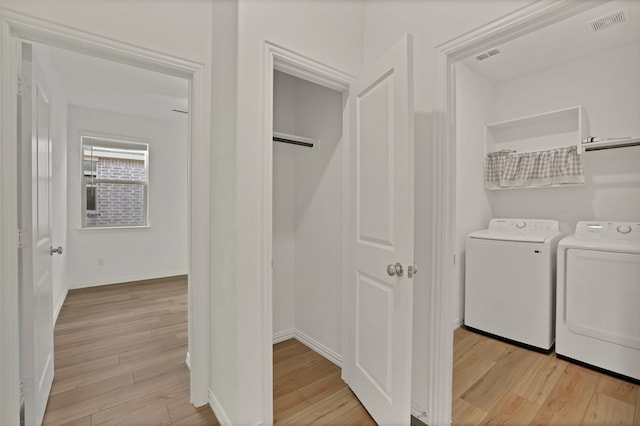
[475,48,500,61]
[588,9,627,32]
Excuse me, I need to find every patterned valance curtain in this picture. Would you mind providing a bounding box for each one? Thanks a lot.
[485,146,584,189]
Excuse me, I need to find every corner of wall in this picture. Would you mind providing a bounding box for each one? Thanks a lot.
[53,288,68,325]
[208,389,232,426]
[210,0,241,423]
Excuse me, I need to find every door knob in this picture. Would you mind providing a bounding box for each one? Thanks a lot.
[50,246,63,255]
[387,262,403,277]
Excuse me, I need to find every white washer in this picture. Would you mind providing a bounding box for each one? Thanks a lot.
[464,218,563,350]
[556,221,640,380]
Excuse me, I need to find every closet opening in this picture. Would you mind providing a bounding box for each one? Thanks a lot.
[271,69,369,422]
[272,69,343,356]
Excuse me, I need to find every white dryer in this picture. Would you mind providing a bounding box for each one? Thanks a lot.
[465,218,563,350]
[556,221,640,380]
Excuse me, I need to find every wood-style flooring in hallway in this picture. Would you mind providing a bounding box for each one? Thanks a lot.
[42,276,217,426]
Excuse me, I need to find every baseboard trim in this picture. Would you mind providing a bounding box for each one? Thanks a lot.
[411,401,429,424]
[185,352,191,370]
[452,317,464,329]
[208,389,231,426]
[293,330,342,367]
[272,329,295,344]
[53,288,68,325]
[69,272,187,290]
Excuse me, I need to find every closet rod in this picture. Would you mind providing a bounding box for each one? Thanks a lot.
[582,136,640,152]
[273,132,315,148]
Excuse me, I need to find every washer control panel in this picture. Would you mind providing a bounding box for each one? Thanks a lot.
[575,221,640,240]
[488,218,559,233]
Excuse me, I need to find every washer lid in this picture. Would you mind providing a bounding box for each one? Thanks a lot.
[469,229,558,243]
[468,218,561,243]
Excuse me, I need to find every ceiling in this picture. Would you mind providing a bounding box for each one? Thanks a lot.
[461,0,640,84]
[34,43,189,122]
[35,1,639,114]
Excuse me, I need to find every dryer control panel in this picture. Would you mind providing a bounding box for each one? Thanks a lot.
[575,221,640,241]
[488,218,560,233]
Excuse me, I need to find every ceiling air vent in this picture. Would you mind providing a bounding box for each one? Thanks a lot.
[475,48,501,61]
[588,9,627,32]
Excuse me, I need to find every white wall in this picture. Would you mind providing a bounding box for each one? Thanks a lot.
[0,0,212,63]
[453,63,494,327]
[273,71,344,356]
[489,41,640,232]
[361,0,534,415]
[66,105,188,288]
[32,45,69,323]
[210,0,239,419]
[292,74,344,357]
[234,1,363,423]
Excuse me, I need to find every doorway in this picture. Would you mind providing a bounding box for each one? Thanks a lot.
[433,1,633,424]
[271,67,361,421]
[263,37,417,425]
[264,43,353,423]
[19,39,192,425]
[0,12,211,425]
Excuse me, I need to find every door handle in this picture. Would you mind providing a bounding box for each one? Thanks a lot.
[386,262,403,277]
[50,246,63,255]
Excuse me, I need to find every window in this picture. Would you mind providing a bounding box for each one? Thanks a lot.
[81,136,149,228]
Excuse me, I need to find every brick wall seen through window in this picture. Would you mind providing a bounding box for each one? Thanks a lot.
[82,137,148,228]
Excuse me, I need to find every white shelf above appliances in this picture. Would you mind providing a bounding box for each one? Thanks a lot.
[485,106,586,154]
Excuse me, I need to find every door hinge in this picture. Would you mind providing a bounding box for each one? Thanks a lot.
[408,264,418,279]
[17,77,30,97]
[19,379,25,426]
[17,229,24,249]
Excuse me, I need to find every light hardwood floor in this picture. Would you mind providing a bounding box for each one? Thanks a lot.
[453,327,640,425]
[274,339,431,425]
[45,277,391,426]
[273,339,376,425]
[43,276,218,426]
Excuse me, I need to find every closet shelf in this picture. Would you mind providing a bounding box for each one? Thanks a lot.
[582,137,640,152]
[273,131,316,148]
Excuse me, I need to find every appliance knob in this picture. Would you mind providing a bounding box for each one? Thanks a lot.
[617,225,632,234]
[516,221,526,229]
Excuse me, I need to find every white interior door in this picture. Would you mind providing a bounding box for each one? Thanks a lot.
[346,35,415,425]
[19,42,55,426]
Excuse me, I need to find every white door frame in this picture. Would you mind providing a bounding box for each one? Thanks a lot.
[0,10,211,424]
[260,41,354,423]
[430,0,603,424]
